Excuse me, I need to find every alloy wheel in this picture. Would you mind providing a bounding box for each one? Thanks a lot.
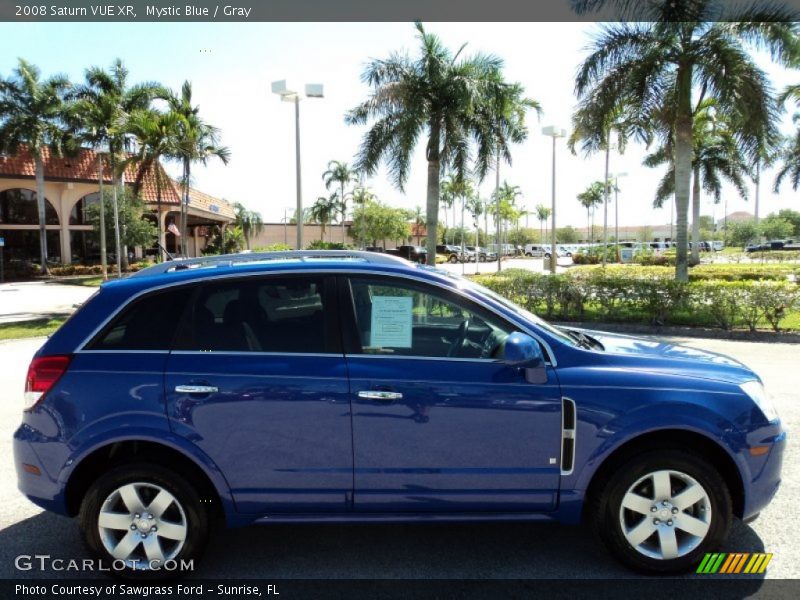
[618,469,712,560]
[97,482,188,569]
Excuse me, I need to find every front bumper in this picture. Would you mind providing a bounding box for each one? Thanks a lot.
[740,426,786,521]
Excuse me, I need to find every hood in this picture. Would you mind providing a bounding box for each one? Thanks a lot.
[573,328,758,385]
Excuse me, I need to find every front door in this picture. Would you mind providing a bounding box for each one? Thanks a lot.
[164,274,352,514]
[343,275,562,512]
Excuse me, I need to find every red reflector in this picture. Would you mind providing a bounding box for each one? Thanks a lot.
[25,355,72,407]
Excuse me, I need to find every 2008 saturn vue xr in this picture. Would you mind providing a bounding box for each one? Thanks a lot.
[14,251,785,576]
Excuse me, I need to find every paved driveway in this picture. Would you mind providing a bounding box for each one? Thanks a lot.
[0,281,96,324]
[0,335,796,580]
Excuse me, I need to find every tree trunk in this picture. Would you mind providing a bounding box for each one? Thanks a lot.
[673,64,694,282]
[691,165,701,265]
[35,155,49,275]
[424,123,441,265]
[341,182,346,245]
[97,155,108,280]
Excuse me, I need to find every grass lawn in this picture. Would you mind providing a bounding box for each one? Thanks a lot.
[0,317,67,341]
[53,276,106,287]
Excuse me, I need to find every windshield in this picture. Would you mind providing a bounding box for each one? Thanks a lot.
[419,265,577,347]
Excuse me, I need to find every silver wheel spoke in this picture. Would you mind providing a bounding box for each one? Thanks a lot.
[675,514,710,538]
[672,484,705,510]
[112,531,141,560]
[98,511,132,531]
[156,520,187,541]
[626,519,656,547]
[622,492,653,515]
[118,484,145,514]
[652,471,671,500]
[143,536,165,564]
[147,490,173,518]
[658,527,679,560]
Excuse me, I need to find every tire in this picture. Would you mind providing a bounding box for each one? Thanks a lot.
[525,252,533,257]
[448,255,458,263]
[79,464,209,580]
[590,449,731,574]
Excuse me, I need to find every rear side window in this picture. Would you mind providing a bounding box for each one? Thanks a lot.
[86,286,195,351]
[174,275,337,353]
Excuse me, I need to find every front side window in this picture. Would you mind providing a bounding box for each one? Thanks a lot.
[87,286,195,350]
[348,277,512,359]
[176,275,334,353]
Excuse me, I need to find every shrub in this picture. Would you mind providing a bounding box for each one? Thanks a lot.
[252,243,292,252]
[305,240,348,250]
[472,268,800,331]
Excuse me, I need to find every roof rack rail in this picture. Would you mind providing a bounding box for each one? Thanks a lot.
[130,249,410,278]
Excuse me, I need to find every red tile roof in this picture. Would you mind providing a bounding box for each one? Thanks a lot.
[0,145,180,204]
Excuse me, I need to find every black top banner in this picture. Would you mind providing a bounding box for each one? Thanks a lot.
[1,0,800,22]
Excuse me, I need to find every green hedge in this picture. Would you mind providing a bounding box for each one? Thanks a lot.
[473,268,800,331]
[571,264,799,282]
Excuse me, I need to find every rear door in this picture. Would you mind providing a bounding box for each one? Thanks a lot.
[164,273,352,514]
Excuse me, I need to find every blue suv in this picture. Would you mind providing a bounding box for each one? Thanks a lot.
[14,251,784,576]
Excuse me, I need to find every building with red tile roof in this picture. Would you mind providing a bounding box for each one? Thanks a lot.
[0,146,234,264]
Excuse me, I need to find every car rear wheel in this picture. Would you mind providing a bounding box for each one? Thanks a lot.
[448,255,458,263]
[591,450,731,574]
[79,464,209,579]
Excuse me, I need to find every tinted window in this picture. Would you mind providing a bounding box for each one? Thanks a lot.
[87,286,194,350]
[348,277,512,359]
[177,276,334,353]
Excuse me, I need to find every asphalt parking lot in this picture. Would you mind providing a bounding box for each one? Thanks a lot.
[0,335,796,581]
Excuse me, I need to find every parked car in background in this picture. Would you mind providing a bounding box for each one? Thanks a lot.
[15,250,784,577]
[487,243,517,257]
[711,241,724,252]
[524,244,559,258]
[436,244,466,263]
[466,246,496,262]
[557,245,574,258]
[384,245,427,263]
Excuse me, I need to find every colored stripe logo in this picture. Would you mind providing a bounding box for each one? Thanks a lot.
[697,553,773,574]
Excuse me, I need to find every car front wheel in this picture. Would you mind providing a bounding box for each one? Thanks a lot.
[79,464,209,579]
[591,450,731,574]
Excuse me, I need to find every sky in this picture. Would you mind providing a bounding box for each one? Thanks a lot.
[1,21,799,229]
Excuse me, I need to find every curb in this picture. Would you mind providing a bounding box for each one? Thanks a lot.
[553,321,800,345]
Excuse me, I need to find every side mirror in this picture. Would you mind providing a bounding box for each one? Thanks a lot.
[502,332,547,383]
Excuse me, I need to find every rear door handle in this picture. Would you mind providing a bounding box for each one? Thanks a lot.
[175,385,219,394]
[358,390,403,401]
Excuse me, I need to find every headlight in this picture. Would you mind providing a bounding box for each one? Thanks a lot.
[740,380,779,422]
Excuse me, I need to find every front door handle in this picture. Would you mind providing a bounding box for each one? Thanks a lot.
[358,390,403,401]
[175,385,219,394]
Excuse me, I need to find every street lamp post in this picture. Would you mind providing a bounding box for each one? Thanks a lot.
[613,172,627,262]
[272,80,324,250]
[542,126,566,274]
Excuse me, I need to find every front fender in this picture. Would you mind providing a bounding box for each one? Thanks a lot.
[556,400,750,524]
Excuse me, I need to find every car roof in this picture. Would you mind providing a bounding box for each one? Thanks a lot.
[102,251,455,295]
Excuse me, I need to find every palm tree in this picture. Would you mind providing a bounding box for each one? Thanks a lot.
[466,196,483,247]
[310,193,339,242]
[169,81,231,256]
[0,59,72,274]
[233,201,264,249]
[70,58,163,273]
[774,84,800,193]
[350,185,375,247]
[322,160,357,244]
[644,99,749,263]
[346,22,538,262]
[577,182,604,242]
[535,204,551,244]
[119,109,180,261]
[495,182,521,249]
[573,1,799,280]
[412,206,425,245]
[570,104,631,258]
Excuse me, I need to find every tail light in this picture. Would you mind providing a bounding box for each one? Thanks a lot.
[24,355,72,410]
